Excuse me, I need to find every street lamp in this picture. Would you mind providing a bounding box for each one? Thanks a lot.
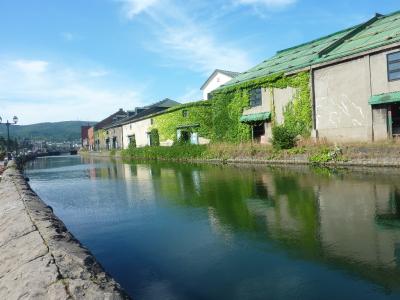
[0,115,18,159]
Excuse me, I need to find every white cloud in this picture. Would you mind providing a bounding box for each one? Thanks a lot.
[235,0,296,9]
[12,59,49,74]
[119,0,160,18]
[0,58,145,124]
[119,0,253,74]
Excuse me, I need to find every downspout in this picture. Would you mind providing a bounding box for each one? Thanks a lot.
[310,67,318,139]
[368,54,374,141]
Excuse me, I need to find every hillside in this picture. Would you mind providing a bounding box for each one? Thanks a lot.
[0,121,96,142]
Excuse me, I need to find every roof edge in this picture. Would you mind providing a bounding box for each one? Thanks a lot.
[200,69,239,90]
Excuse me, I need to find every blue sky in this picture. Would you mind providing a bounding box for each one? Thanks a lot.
[0,0,398,124]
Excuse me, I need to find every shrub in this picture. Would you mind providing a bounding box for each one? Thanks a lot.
[128,136,136,149]
[149,129,160,146]
[272,125,297,150]
[122,144,207,160]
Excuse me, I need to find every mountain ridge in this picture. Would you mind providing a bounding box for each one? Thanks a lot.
[0,121,96,142]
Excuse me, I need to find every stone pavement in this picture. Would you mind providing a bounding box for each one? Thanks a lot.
[0,164,130,299]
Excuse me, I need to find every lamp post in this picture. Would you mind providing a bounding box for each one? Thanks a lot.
[0,116,18,159]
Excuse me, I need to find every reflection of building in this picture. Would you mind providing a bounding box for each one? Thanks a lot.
[122,163,157,207]
[318,181,400,267]
[241,169,400,288]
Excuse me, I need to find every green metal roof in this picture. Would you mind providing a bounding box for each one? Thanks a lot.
[240,112,271,123]
[369,91,400,105]
[221,11,400,89]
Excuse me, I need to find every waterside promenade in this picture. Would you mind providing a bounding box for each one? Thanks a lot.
[0,162,130,299]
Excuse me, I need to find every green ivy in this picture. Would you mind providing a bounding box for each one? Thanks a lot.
[210,71,311,142]
[128,135,136,149]
[211,90,250,142]
[149,128,160,146]
[152,102,213,142]
[281,72,312,137]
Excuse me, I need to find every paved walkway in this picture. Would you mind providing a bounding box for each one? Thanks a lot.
[0,163,130,299]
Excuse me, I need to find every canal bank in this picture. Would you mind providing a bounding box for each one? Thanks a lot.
[0,162,130,299]
[81,142,400,168]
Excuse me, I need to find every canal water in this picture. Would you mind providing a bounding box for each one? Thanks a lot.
[25,155,400,300]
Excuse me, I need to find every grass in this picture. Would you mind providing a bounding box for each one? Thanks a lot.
[119,139,400,165]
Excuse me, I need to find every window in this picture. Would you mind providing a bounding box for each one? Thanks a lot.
[150,118,154,125]
[182,110,188,117]
[249,88,262,107]
[388,51,400,81]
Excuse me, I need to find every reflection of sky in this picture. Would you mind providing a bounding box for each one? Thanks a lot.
[25,157,400,299]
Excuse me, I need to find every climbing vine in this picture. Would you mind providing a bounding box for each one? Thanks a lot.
[210,71,312,142]
[211,90,250,142]
[281,72,312,137]
[152,101,213,142]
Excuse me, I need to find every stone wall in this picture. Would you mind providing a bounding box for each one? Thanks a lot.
[0,163,130,299]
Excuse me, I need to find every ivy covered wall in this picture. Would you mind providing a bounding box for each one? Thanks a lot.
[211,71,312,142]
[152,102,213,142]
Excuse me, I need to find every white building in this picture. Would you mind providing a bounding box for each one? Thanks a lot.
[121,99,180,149]
[200,69,239,100]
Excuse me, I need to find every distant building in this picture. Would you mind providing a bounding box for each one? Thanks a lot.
[80,125,91,149]
[88,127,94,151]
[121,98,180,149]
[200,69,239,100]
[94,109,128,150]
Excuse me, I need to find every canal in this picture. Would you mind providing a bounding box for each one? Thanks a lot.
[25,155,400,300]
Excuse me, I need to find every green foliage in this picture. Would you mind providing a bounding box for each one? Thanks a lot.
[149,128,160,146]
[128,136,136,149]
[210,71,311,143]
[309,148,331,164]
[0,135,19,152]
[211,90,251,142]
[109,149,116,156]
[122,144,207,161]
[152,103,212,142]
[308,147,345,164]
[282,72,312,137]
[272,125,297,149]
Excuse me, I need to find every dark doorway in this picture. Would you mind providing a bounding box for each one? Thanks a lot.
[390,103,400,136]
[180,130,191,143]
[252,123,265,143]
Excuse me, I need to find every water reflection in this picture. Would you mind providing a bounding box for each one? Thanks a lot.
[26,156,400,299]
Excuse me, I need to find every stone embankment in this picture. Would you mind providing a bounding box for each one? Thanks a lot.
[0,163,130,299]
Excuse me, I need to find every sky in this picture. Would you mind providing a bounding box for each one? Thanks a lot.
[0,0,398,125]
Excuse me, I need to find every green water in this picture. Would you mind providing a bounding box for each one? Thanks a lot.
[25,155,400,299]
